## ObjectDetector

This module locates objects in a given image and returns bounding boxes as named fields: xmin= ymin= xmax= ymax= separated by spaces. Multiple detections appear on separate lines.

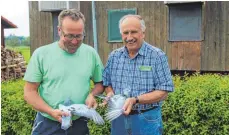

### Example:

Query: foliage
xmin=5 ymin=35 xmax=30 ymax=47
xmin=88 ymin=100 xmax=111 ymax=135
xmin=1 ymin=79 xmax=36 ymax=135
xmin=5 ymin=35 xmax=19 ymax=47
xmin=1 ymin=74 xmax=229 ymax=135
xmin=88 ymin=80 xmax=111 ymax=135
xmin=22 ymin=36 xmax=30 ymax=46
xmin=163 ymin=73 xmax=229 ymax=135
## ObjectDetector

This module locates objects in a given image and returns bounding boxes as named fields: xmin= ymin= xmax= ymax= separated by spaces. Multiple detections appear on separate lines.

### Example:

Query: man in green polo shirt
xmin=24 ymin=9 xmax=104 ymax=135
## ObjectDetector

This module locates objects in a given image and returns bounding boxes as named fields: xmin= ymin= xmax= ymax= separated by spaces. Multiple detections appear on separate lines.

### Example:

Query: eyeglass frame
xmin=61 ymin=29 xmax=85 ymax=41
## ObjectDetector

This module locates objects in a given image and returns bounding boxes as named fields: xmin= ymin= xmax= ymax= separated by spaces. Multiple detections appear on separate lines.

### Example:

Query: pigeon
xmin=59 ymin=99 xmax=105 ymax=130
xmin=105 ymin=94 xmax=126 ymax=122
xmin=59 ymin=98 xmax=73 ymax=130
xmin=96 ymin=87 xmax=131 ymax=122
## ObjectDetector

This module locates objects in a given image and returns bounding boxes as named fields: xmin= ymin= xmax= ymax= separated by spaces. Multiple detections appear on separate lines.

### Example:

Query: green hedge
xmin=1 ymin=74 xmax=229 ymax=135
xmin=1 ymin=79 xmax=36 ymax=135
xmin=163 ymin=73 xmax=229 ymax=135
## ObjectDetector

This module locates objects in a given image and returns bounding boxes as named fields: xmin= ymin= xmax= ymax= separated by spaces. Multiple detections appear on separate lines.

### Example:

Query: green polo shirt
xmin=24 ymin=42 xmax=103 ymax=120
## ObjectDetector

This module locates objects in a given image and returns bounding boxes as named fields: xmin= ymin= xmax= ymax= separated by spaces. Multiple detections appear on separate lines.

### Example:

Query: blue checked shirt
xmin=103 ymin=42 xmax=174 ymax=110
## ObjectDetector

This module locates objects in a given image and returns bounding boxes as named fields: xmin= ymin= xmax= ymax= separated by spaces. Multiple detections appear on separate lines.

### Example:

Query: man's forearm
xmin=24 ymin=87 xmax=53 ymax=115
xmin=90 ymin=82 xmax=104 ymax=96
xmin=137 ymin=90 xmax=168 ymax=104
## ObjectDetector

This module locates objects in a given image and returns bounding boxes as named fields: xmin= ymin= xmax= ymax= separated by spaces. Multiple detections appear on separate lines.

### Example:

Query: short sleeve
xmin=23 ymin=49 xmax=43 ymax=82
xmin=154 ymin=53 xmax=174 ymax=92
xmin=102 ymin=53 xmax=113 ymax=86
xmin=91 ymin=51 xmax=104 ymax=83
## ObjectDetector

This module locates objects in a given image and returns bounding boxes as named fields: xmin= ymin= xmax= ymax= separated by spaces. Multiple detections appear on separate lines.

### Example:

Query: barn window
xmin=108 ymin=8 xmax=137 ymax=42
xmin=168 ymin=3 xmax=202 ymax=41
xmin=52 ymin=12 xmax=60 ymax=42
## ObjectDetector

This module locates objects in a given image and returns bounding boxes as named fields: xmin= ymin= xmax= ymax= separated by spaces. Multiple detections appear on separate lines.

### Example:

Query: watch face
xmin=135 ymin=97 xmax=139 ymax=103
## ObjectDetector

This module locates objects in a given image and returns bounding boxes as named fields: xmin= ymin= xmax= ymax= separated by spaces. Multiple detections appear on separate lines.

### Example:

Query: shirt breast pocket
xmin=138 ymin=67 xmax=154 ymax=87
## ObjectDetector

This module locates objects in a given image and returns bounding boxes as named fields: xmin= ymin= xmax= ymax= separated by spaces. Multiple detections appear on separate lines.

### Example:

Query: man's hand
xmin=49 ymin=109 xmax=70 ymax=123
xmin=122 ymin=97 xmax=136 ymax=115
xmin=99 ymin=91 xmax=114 ymax=107
xmin=99 ymin=86 xmax=115 ymax=107
xmin=85 ymin=93 xmax=97 ymax=109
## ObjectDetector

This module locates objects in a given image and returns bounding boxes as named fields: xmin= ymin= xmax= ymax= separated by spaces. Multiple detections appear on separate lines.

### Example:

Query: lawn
xmin=6 ymin=46 xmax=31 ymax=64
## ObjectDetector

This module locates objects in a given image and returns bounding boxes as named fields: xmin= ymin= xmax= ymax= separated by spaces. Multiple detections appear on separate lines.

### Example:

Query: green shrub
xmin=1 ymin=74 xmax=229 ymax=135
xmin=88 ymin=80 xmax=111 ymax=135
xmin=1 ymin=79 xmax=36 ymax=135
xmin=163 ymin=73 xmax=229 ymax=135
xmin=88 ymin=100 xmax=111 ymax=135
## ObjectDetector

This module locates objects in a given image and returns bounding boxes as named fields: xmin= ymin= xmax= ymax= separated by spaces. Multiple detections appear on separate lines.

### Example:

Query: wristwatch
xmin=135 ymin=96 xmax=139 ymax=104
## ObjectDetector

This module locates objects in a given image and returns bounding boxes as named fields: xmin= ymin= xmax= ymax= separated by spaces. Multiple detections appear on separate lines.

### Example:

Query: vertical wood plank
xmin=164 ymin=5 xmax=172 ymax=67
xmin=144 ymin=1 xmax=150 ymax=43
xmin=201 ymin=2 xmax=206 ymax=70
xmin=29 ymin=1 xmax=33 ymax=55
xmin=149 ymin=2 xmax=155 ymax=45
xmin=215 ymin=2 xmax=221 ymax=70
xmin=159 ymin=2 xmax=164 ymax=52
xmin=208 ymin=2 xmax=215 ymax=70
xmin=152 ymin=2 xmax=156 ymax=46
xmin=178 ymin=43 xmax=184 ymax=70
xmin=225 ymin=2 xmax=229 ymax=70
xmin=171 ymin=43 xmax=178 ymax=69
xmin=218 ymin=1 xmax=225 ymax=71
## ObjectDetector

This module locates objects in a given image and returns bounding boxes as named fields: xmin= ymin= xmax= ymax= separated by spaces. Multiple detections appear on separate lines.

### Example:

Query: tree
xmin=5 ymin=35 xmax=30 ymax=47
xmin=5 ymin=35 xmax=19 ymax=47
xmin=22 ymin=36 xmax=30 ymax=46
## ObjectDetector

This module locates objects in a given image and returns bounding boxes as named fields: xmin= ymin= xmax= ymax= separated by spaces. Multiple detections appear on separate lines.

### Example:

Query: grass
xmin=6 ymin=46 xmax=31 ymax=64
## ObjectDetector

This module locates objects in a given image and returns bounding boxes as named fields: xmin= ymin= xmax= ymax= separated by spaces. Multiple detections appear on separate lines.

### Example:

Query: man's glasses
xmin=61 ymin=30 xmax=85 ymax=41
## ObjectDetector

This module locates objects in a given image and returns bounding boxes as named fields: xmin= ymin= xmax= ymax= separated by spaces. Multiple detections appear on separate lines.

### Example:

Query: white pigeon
xmin=59 ymin=102 xmax=105 ymax=130
xmin=59 ymin=105 xmax=72 ymax=130
xmin=97 ymin=87 xmax=131 ymax=122
xmin=105 ymin=94 xmax=126 ymax=122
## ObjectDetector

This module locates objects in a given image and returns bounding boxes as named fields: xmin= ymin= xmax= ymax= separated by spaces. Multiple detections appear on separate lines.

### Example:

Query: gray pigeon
xmin=59 ymin=99 xmax=105 ymax=130
xmin=97 ymin=87 xmax=131 ymax=122
xmin=105 ymin=94 xmax=126 ymax=122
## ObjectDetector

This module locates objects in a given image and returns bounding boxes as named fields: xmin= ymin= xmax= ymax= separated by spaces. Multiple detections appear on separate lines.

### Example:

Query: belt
xmin=129 ymin=106 xmax=159 ymax=115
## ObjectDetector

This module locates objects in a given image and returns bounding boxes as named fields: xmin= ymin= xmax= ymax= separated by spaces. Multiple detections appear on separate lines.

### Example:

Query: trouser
xmin=32 ymin=112 xmax=89 ymax=135
xmin=111 ymin=107 xmax=163 ymax=135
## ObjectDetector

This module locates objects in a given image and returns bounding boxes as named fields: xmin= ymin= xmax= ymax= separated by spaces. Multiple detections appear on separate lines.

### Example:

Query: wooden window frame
xmin=107 ymin=8 xmax=137 ymax=43
xmin=168 ymin=3 xmax=203 ymax=41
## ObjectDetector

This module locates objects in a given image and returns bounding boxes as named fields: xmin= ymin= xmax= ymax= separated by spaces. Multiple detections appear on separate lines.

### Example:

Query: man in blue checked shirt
xmin=102 ymin=14 xmax=174 ymax=135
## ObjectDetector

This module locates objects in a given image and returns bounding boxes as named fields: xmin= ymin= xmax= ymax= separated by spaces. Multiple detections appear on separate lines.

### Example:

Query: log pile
xmin=1 ymin=46 xmax=27 ymax=81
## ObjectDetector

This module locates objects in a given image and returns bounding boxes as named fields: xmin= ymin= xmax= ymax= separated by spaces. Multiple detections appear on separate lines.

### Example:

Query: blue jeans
xmin=32 ymin=112 xmax=89 ymax=135
xmin=111 ymin=107 xmax=163 ymax=135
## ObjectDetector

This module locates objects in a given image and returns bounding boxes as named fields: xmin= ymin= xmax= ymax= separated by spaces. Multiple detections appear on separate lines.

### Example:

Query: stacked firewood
xmin=1 ymin=46 xmax=27 ymax=81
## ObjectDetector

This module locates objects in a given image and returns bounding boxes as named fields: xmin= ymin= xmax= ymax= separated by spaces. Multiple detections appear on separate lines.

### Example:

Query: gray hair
xmin=119 ymin=14 xmax=146 ymax=33
xmin=58 ymin=9 xmax=85 ymax=27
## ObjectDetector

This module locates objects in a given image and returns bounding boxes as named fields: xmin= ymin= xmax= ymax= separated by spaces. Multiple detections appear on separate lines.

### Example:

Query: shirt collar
xmin=122 ymin=41 xmax=147 ymax=57
xmin=138 ymin=41 xmax=147 ymax=57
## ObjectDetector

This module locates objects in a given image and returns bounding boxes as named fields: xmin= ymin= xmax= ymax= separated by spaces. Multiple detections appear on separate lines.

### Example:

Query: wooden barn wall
xmin=95 ymin=1 xmax=203 ymax=70
xmin=29 ymin=1 xmax=53 ymax=54
xmin=29 ymin=1 xmax=93 ymax=54
xmin=95 ymin=1 xmax=170 ymax=66
xmin=201 ymin=1 xmax=229 ymax=71
xmin=29 ymin=1 xmax=229 ymax=71
xmin=95 ymin=1 xmax=229 ymax=71
xmin=80 ymin=1 xmax=93 ymax=47
xmin=171 ymin=42 xmax=201 ymax=70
